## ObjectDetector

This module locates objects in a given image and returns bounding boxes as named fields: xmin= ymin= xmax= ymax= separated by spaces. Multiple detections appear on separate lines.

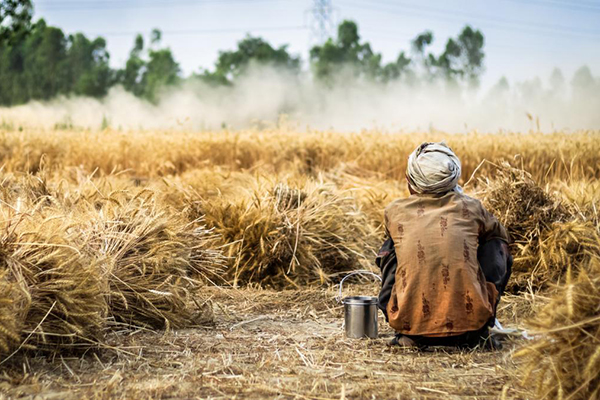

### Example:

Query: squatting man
xmin=377 ymin=142 xmax=512 ymax=348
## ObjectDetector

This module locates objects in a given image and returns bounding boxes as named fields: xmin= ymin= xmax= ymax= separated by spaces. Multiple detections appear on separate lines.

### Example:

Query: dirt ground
xmin=0 ymin=285 xmax=536 ymax=400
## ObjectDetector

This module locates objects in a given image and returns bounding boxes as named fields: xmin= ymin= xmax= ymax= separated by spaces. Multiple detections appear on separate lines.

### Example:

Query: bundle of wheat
xmin=477 ymin=162 xmax=575 ymax=290
xmin=326 ymin=164 xmax=408 ymax=238
xmin=556 ymin=179 xmax=600 ymax=225
xmin=10 ymin=213 xmax=108 ymax=352
xmin=537 ymin=220 xmax=600 ymax=271
xmin=0 ymin=269 xmax=29 ymax=357
xmin=514 ymin=256 xmax=600 ymax=399
xmin=82 ymin=192 xmax=222 ymax=330
xmin=203 ymin=180 xmax=378 ymax=287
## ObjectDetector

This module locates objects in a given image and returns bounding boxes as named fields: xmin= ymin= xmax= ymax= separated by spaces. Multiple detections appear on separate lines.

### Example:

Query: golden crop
xmin=0 ymin=127 xmax=598 ymax=398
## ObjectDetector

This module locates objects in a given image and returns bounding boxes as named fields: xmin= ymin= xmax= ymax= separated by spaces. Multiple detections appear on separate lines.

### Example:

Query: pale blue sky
xmin=34 ymin=0 xmax=600 ymax=90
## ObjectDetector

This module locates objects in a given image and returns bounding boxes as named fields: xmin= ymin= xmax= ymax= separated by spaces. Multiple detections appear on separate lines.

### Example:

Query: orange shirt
xmin=384 ymin=191 xmax=509 ymax=337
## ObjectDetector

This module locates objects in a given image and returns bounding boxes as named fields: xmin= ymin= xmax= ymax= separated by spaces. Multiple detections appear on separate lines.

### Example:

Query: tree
xmin=65 ymin=33 xmax=112 ymax=97
xmin=0 ymin=0 xmax=32 ymax=44
xmin=200 ymin=35 xmax=300 ymax=85
xmin=21 ymin=19 xmax=69 ymax=101
xmin=0 ymin=16 xmax=115 ymax=105
xmin=548 ymin=67 xmax=565 ymax=98
xmin=570 ymin=66 xmax=599 ymax=120
xmin=433 ymin=26 xmax=485 ymax=85
xmin=380 ymin=52 xmax=412 ymax=83
xmin=571 ymin=66 xmax=596 ymax=94
xmin=116 ymin=34 xmax=145 ymax=96
xmin=310 ymin=20 xmax=387 ymax=82
xmin=411 ymin=31 xmax=433 ymax=55
xmin=116 ymin=29 xmax=180 ymax=103
xmin=143 ymin=47 xmax=180 ymax=102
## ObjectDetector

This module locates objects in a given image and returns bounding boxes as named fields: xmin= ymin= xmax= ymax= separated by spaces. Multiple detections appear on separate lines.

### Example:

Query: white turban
xmin=406 ymin=142 xmax=462 ymax=194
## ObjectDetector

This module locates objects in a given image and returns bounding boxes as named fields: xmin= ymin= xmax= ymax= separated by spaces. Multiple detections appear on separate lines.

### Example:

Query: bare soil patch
xmin=0 ymin=286 xmax=531 ymax=399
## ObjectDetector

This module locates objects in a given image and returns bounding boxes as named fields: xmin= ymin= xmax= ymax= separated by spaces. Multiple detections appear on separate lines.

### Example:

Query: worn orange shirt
xmin=384 ymin=191 xmax=509 ymax=337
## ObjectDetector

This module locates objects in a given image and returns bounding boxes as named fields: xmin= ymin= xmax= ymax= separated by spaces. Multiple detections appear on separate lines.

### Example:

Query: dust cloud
xmin=0 ymin=65 xmax=598 ymax=132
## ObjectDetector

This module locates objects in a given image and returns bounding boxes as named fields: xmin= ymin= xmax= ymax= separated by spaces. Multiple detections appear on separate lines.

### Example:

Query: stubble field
xmin=0 ymin=128 xmax=599 ymax=399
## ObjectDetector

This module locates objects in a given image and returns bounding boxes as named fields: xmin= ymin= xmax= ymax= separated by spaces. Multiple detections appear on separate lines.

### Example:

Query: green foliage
xmin=65 ymin=33 xmax=112 ymax=97
xmin=116 ymin=34 xmax=145 ymax=96
xmin=412 ymin=26 xmax=485 ymax=85
xmin=0 ymin=0 xmax=32 ymax=44
xmin=571 ymin=66 xmax=596 ymax=92
xmin=310 ymin=20 xmax=402 ymax=83
xmin=0 ymin=18 xmax=112 ymax=105
xmin=115 ymin=30 xmax=180 ymax=103
xmin=411 ymin=31 xmax=433 ymax=54
xmin=0 ymin=12 xmax=496 ymax=105
xmin=143 ymin=48 xmax=180 ymax=102
xmin=199 ymin=35 xmax=300 ymax=85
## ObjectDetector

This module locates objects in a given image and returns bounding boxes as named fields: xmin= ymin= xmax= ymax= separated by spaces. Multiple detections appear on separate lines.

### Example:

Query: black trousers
xmin=376 ymin=238 xmax=512 ymax=346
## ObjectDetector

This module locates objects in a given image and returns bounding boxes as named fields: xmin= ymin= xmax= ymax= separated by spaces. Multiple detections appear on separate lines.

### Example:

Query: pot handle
xmin=336 ymin=270 xmax=382 ymax=303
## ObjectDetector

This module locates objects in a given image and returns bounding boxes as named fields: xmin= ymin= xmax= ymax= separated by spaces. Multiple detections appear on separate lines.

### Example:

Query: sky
xmin=31 ymin=0 xmax=600 ymax=90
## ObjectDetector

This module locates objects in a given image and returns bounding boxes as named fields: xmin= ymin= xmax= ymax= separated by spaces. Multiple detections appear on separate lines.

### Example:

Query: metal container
xmin=342 ymin=295 xmax=379 ymax=339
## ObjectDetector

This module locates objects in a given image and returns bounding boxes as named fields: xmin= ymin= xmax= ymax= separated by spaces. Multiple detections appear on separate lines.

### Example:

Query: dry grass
xmin=0 ymin=286 xmax=533 ymax=400
xmin=477 ymin=162 xmax=598 ymax=291
xmin=0 ymin=270 xmax=28 ymax=356
xmin=0 ymin=175 xmax=224 ymax=358
xmin=0 ymin=127 xmax=599 ymax=399
xmin=0 ymin=211 xmax=107 ymax=353
xmin=1 ymin=129 xmax=598 ymax=183
xmin=202 ymin=180 xmax=378 ymax=287
xmin=81 ymin=193 xmax=223 ymax=330
xmin=514 ymin=256 xmax=600 ymax=399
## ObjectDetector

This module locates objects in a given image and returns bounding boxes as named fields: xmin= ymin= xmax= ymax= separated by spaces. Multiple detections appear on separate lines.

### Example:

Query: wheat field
xmin=0 ymin=127 xmax=599 ymax=399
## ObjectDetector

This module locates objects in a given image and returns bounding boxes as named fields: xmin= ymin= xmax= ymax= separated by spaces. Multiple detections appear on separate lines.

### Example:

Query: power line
xmin=500 ymin=0 xmax=600 ymax=13
xmin=338 ymin=0 xmax=600 ymax=40
xmin=355 ymin=0 xmax=600 ymax=35
xmin=361 ymin=26 xmax=591 ymax=54
xmin=87 ymin=25 xmax=308 ymax=38
xmin=36 ymin=0 xmax=291 ymax=12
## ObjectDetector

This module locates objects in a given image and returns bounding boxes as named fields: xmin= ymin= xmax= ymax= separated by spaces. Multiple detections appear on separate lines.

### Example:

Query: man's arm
xmin=477 ymin=202 xmax=513 ymax=296
xmin=478 ymin=203 xmax=510 ymax=244
xmin=376 ymin=237 xmax=396 ymax=321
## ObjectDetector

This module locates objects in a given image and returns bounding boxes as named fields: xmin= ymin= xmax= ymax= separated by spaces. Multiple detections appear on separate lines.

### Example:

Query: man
xmin=377 ymin=142 xmax=512 ymax=348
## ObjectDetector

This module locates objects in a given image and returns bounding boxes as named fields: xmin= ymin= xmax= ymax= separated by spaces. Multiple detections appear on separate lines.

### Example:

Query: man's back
xmin=384 ymin=191 xmax=508 ymax=337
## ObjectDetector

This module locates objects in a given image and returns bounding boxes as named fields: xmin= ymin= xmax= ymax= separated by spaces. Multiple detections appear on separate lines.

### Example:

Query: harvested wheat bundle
xmin=0 ymin=171 xmax=57 ymax=209
xmin=9 ymin=213 xmax=108 ymax=352
xmin=204 ymin=180 xmax=378 ymax=287
xmin=537 ymin=220 xmax=600 ymax=272
xmin=477 ymin=162 xmax=575 ymax=289
xmin=514 ymin=256 xmax=600 ymax=399
xmin=82 ymin=192 xmax=222 ymax=330
xmin=478 ymin=162 xmax=570 ymax=244
xmin=0 ymin=269 xmax=29 ymax=357
xmin=326 ymin=164 xmax=408 ymax=238
xmin=555 ymin=179 xmax=600 ymax=226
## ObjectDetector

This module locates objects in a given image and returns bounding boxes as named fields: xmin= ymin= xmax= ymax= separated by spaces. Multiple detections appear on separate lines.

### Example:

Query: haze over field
xmin=1 ymin=64 xmax=598 ymax=132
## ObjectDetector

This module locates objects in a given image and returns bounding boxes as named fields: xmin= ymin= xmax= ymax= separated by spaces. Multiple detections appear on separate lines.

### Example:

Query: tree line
xmin=0 ymin=0 xmax=596 ymax=107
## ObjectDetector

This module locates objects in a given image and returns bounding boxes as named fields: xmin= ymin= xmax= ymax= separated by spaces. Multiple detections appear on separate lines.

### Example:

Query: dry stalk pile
xmin=0 ymin=177 xmax=223 ymax=358
xmin=83 ymin=193 xmax=222 ymax=330
xmin=203 ymin=181 xmax=378 ymax=287
xmin=515 ymin=256 xmax=600 ymax=399
xmin=477 ymin=162 xmax=588 ymax=290
xmin=0 ymin=211 xmax=107 ymax=353
xmin=0 ymin=270 xmax=28 ymax=355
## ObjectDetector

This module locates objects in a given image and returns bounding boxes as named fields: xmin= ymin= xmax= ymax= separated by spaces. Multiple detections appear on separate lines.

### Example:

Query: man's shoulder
xmin=454 ymin=192 xmax=484 ymax=207
xmin=385 ymin=196 xmax=415 ymax=212
xmin=384 ymin=197 xmax=411 ymax=224
xmin=453 ymin=192 xmax=496 ymax=218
